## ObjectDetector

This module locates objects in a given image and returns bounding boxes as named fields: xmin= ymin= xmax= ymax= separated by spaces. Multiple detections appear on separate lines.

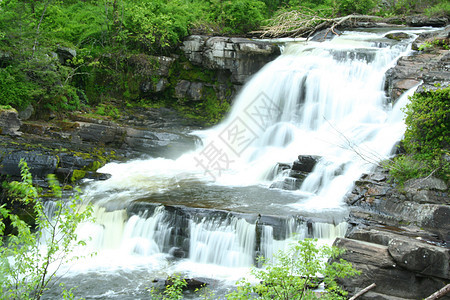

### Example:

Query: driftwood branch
xmin=253 ymin=8 xmax=380 ymax=39
xmin=425 ymin=284 xmax=450 ymax=300
xmin=349 ymin=283 xmax=377 ymax=300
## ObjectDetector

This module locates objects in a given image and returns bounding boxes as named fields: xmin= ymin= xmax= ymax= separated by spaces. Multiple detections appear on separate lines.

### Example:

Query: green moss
xmin=71 ymin=169 xmax=86 ymax=183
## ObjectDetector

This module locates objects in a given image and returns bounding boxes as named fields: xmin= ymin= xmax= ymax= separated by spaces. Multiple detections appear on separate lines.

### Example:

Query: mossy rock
xmin=71 ymin=169 xmax=86 ymax=183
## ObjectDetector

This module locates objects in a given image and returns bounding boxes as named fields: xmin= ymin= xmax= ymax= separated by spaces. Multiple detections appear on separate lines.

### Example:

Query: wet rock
xmin=77 ymin=122 xmax=125 ymax=146
xmin=0 ymin=150 xmax=58 ymax=178
xmin=384 ymin=32 xmax=411 ymax=41
xmin=58 ymin=153 xmax=95 ymax=169
xmin=292 ymin=155 xmax=320 ymax=172
xmin=388 ymin=238 xmax=449 ymax=279
xmin=124 ymin=128 xmax=199 ymax=158
xmin=140 ymin=78 xmax=169 ymax=95
xmin=0 ymin=107 xmax=22 ymax=136
xmin=385 ymin=26 xmax=450 ymax=102
xmin=402 ymin=177 xmax=449 ymax=205
xmin=169 ymin=247 xmax=186 ymax=258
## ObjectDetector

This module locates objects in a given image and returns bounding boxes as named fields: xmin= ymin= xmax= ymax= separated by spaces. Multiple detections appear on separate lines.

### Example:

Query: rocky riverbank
xmin=335 ymin=26 xmax=450 ymax=300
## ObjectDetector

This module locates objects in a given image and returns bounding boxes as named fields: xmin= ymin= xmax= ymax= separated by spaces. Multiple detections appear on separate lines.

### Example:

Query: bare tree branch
xmin=253 ymin=8 xmax=380 ymax=39
xmin=349 ymin=283 xmax=376 ymax=300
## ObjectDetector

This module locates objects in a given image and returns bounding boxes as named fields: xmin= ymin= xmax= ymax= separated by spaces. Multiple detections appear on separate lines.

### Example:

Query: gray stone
xmin=388 ymin=238 xmax=449 ymax=279
xmin=0 ymin=151 xmax=58 ymax=178
xmin=0 ymin=108 xmax=22 ymax=136
xmin=124 ymin=128 xmax=198 ymax=158
xmin=334 ymin=238 xmax=450 ymax=299
xmin=77 ymin=122 xmax=125 ymax=146
xmin=181 ymin=35 xmax=280 ymax=84
xmin=384 ymin=32 xmax=411 ymax=41
xmin=406 ymin=16 xmax=449 ymax=27
xmin=56 ymin=47 xmax=76 ymax=65
xmin=292 ymin=155 xmax=320 ymax=172
xmin=404 ymin=176 xmax=448 ymax=191
xmin=333 ymin=238 xmax=396 ymax=268
xmin=385 ymin=26 xmax=450 ymax=102
xmin=154 ymin=56 xmax=176 ymax=77
xmin=174 ymin=80 xmax=191 ymax=99
xmin=18 ymin=104 xmax=34 ymax=120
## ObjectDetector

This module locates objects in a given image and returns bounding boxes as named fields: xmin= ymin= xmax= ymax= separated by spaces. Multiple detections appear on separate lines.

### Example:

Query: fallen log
xmin=425 ymin=284 xmax=450 ymax=300
xmin=349 ymin=283 xmax=376 ymax=300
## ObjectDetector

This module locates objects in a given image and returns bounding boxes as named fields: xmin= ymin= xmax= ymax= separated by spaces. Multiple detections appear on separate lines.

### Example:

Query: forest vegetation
xmin=0 ymin=0 xmax=448 ymax=117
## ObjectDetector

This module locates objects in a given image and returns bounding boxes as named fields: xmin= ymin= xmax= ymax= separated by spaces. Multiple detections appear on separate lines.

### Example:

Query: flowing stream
xmin=43 ymin=28 xmax=431 ymax=299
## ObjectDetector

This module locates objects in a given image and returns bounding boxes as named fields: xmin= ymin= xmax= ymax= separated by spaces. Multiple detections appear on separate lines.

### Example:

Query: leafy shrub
xmin=337 ymin=0 xmax=377 ymax=15
xmin=0 ymin=67 xmax=35 ymax=110
xmin=123 ymin=0 xmax=196 ymax=53
xmin=403 ymin=87 xmax=449 ymax=157
xmin=226 ymin=238 xmax=360 ymax=300
xmin=425 ymin=0 xmax=450 ymax=16
xmin=210 ymin=0 xmax=267 ymax=34
xmin=0 ymin=159 xmax=93 ymax=299
xmin=386 ymin=87 xmax=450 ymax=184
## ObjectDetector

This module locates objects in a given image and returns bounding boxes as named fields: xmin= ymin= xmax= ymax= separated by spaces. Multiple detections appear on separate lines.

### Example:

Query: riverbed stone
xmin=292 ymin=155 xmax=320 ymax=172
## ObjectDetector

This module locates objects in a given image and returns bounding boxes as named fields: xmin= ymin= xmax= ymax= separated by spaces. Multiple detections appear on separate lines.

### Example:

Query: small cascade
xmin=189 ymin=216 xmax=256 ymax=267
xmin=79 ymin=204 xmax=347 ymax=267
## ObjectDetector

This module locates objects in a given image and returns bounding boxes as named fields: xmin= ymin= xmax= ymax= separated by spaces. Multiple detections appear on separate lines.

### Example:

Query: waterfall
xmin=45 ymin=28 xmax=434 ymax=298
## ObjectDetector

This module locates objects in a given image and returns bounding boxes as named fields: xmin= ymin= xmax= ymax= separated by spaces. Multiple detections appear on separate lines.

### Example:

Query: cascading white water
xmin=41 ymin=28 xmax=434 ymax=299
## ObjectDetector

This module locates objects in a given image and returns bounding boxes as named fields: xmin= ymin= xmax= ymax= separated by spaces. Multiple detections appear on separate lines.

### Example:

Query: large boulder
xmin=0 ymin=107 xmax=22 ymax=136
xmin=334 ymin=237 xmax=449 ymax=299
xmin=182 ymin=35 xmax=280 ymax=84
xmin=0 ymin=150 xmax=58 ymax=178
xmin=388 ymin=238 xmax=449 ymax=279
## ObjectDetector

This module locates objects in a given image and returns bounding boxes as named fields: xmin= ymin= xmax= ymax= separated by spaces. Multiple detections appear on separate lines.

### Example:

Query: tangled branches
xmin=253 ymin=8 xmax=380 ymax=40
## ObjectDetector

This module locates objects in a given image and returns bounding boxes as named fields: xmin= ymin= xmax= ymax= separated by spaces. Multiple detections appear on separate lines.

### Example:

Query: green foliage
xmin=0 ymin=67 xmax=35 ymax=110
xmin=149 ymin=274 xmax=188 ymax=300
xmin=418 ymin=39 xmax=450 ymax=51
xmin=425 ymin=0 xmax=450 ymax=17
xmin=123 ymin=0 xmax=196 ymax=53
xmin=226 ymin=239 xmax=360 ymax=300
xmin=337 ymin=0 xmax=376 ymax=15
xmin=403 ymin=88 xmax=449 ymax=157
xmin=209 ymin=0 xmax=267 ymax=34
xmin=382 ymin=155 xmax=426 ymax=186
xmin=0 ymin=159 xmax=93 ymax=299
xmin=386 ymin=87 xmax=450 ymax=184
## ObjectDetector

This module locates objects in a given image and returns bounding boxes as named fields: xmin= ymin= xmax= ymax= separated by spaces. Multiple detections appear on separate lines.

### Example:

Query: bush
xmin=386 ymin=87 xmax=450 ymax=184
xmin=211 ymin=0 xmax=267 ymax=34
xmin=403 ymin=87 xmax=449 ymax=157
xmin=226 ymin=239 xmax=360 ymax=300
xmin=0 ymin=159 xmax=93 ymax=299
xmin=337 ymin=0 xmax=377 ymax=15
